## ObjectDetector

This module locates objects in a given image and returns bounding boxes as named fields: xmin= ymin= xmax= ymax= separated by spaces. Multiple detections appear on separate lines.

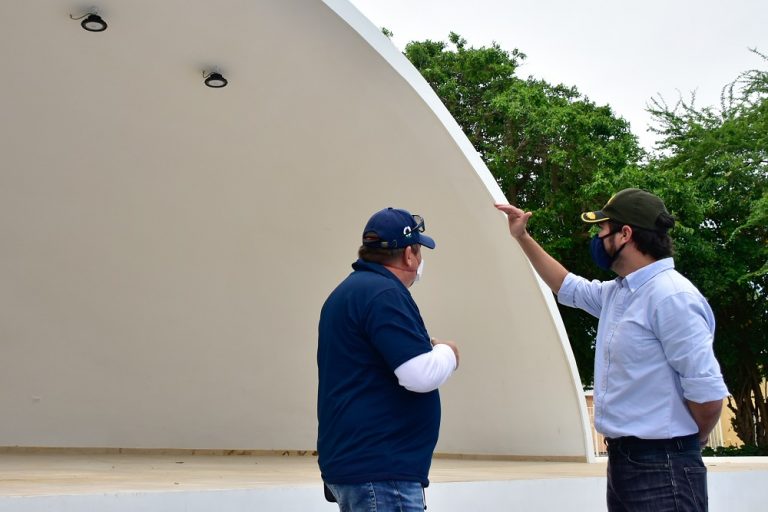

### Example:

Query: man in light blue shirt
xmin=496 ymin=189 xmax=728 ymax=512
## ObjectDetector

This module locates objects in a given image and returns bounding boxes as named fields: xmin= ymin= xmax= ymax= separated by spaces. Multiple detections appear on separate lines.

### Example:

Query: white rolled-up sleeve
xmin=394 ymin=344 xmax=457 ymax=393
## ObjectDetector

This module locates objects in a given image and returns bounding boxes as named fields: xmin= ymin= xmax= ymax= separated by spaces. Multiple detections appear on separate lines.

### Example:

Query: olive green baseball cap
xmin=580 ymin=188 xmax=669 ymax=231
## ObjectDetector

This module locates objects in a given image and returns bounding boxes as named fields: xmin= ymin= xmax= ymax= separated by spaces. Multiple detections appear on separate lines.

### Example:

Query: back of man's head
xmin=358 ymin=207 xmax=435 ymax=264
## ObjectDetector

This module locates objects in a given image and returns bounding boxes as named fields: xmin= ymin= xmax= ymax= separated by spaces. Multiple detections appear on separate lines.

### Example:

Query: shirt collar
xmin=623 ymin=257 xmax=675 ymax=292
xmin=352 ymin=258 xmax=407 ymax=289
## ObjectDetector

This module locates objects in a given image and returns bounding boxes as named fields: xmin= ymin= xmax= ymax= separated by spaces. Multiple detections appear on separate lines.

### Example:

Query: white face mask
xmin=414 ymin=257 xmax=425 ymax=283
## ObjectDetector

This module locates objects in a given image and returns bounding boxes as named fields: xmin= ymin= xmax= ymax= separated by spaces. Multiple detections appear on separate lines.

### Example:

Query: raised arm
xmin=494 ymin=203 xmax=569 ymax=294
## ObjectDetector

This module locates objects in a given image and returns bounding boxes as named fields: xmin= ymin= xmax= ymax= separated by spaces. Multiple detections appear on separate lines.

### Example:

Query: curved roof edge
xmin=323 ymin=0 xmax=595 ymax=461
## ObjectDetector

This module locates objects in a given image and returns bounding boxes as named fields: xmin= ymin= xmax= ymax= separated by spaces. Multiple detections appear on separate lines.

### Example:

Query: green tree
xmin=640 ymin=55 xmax=768 ymax=447
xmin=405 ymin=34 xmax=642 ymax=386
xmin=576 ymin=55 xmax=767 ymax=446
xmin=406 ymin=34 xmax=767 ymax=448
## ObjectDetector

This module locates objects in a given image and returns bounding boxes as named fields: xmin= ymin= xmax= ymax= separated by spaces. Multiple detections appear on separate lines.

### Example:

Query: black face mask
xmin=589 ymin=230 xmax=627 ymax=271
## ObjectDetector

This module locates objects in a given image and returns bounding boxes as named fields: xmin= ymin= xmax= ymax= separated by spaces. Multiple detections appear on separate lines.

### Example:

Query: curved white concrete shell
xmin=0 ymin=0 xmax=592 ymax=460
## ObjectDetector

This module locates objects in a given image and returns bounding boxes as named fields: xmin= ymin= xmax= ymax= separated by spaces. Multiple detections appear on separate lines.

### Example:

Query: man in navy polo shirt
xmin=317 ymin=207 xmax=459 ymax=512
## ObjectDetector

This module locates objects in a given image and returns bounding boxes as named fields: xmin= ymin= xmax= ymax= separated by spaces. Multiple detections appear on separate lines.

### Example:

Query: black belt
xmin=605 ymin=433 xmax=700 ymax=452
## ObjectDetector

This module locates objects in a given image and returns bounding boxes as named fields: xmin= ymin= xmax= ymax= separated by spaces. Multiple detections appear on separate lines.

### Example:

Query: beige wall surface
xmin=0 ymin=0 xmax=592 ymax=459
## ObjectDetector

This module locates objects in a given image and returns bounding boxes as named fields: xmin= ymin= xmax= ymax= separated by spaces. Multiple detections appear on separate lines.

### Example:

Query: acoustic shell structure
xmin=0 ymin=0 xmax=593 ymax=460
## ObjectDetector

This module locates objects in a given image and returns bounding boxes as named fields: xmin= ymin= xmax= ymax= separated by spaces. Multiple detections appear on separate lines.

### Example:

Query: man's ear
xmin=403 ymin=245 xmax=418 ymax=268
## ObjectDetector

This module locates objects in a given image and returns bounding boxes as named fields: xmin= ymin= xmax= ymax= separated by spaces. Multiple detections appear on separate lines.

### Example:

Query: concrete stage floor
xmin=1 ymin=451 xmax=767 ymax=511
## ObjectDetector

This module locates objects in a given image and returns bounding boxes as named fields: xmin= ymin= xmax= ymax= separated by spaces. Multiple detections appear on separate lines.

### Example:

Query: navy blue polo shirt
xmin=317 ymin=259 xmax=440 ymax=486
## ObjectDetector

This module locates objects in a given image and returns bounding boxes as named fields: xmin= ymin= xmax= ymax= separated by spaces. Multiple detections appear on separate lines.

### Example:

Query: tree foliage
xmin=643 ymin=53 xmax=768 ymax=447
xmin=405 ymin=36 xmax=767 ymax=447
xmin=405 ymin=33 xmax=641 ymax=386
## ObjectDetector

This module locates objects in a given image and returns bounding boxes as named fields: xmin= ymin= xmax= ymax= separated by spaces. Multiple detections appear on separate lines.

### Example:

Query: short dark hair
xmin=609 ymin=212 xmax=675 ymax=259
xmin=358 ymin=242 xmax=419 ymax=266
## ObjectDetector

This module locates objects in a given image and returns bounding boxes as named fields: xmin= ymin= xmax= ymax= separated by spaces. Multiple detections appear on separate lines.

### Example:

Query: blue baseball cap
xmin=362 ymin=207 xmax=436 ymax=250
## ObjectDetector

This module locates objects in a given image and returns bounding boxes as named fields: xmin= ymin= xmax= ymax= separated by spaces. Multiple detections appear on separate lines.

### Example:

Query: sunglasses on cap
xmin=409 ymin=214 xmax=425 ymax=233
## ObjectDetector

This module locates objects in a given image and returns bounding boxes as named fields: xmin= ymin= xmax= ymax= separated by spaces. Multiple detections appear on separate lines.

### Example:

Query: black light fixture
xmin=204 ymin=72 xmax=228 ymax=88
xmin=82 ymin=14 xmax=107 ymax=32
xmin=70 ymin=13 xmax=108 ymax=32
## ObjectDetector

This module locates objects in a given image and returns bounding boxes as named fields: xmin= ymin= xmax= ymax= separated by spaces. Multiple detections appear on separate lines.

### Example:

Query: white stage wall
xmin=0 ymin=0 xmax=591 ymax=459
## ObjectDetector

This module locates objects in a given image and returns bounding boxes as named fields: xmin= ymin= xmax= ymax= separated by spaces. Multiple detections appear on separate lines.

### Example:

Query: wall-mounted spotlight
xmin=70 ymin=13 xmax=108 ymax=32
xmin=204 ymin=72 xmax=228 ymax=88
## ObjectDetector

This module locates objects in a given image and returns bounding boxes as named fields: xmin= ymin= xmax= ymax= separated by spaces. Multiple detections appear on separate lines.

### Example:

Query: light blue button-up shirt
xmin=558 ymin=257 xmax=729 ymax=439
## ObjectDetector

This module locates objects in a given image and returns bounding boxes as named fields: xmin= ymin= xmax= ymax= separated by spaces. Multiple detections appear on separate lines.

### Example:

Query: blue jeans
xmin=606 ymin=434 xmax=707 ymax=512
xmin=325 ymin=481 xmax=425 ymax=512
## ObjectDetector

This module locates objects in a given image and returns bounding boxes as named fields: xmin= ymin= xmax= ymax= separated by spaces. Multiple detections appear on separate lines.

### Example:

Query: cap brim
xmin=418 ymin=233 xmax=436 ymax=249
xmin=580 ymin=210 xmax=610 ymax=224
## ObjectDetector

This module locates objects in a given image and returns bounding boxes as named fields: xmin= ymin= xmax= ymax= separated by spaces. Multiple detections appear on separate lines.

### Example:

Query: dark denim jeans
xmin=325 ymin=480 xmax=425 ymax=512
xmin=606 ymin=434 xmax=707 ymax=512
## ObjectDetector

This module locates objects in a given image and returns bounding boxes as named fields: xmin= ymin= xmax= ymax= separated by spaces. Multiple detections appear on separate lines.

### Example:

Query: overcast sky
xmin=347 ymin=0 xmax=768 ymax=150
